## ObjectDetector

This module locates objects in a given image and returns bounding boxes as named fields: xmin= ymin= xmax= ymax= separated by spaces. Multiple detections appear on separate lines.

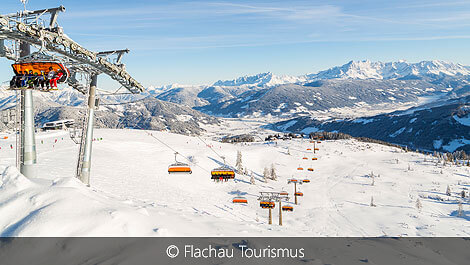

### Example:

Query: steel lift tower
xmin=0 ymin=5 xmax=144 ymax=184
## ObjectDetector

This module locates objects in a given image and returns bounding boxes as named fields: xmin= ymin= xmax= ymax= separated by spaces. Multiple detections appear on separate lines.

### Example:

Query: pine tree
xmin=370 ymin=196 xmax=376 ymax=207
xmin=235 ymin=150 xmax=243 ymax=174
xmin=371 ymin=176 xmax=375 ymax=186
xmin=416 ymin=198 xmax=422 ymax=212
xmin=263 ymin=167 xmax=269 ymax=183
xmin=270 ymin=163 xmax=278 ymax=181
xmin=287 ymin=147 xmax=291 ymax=155
xmin=250 ymin=172 xmax=255 ymax=185
xmin=446 ymin=185 xmax=451 ymax=196
xmin=458 ymin=201 xmax=463 ymax=217
xmin=461 ymin=190 xmax=466 ymax=198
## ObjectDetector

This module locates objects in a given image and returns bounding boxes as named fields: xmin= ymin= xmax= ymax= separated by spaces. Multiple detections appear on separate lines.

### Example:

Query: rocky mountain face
xmin=271 ymin=95 xmax=470 ymax=153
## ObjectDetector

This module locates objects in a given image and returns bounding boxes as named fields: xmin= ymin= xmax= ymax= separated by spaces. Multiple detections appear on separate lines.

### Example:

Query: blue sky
xmin=2 ymin=0 xmax=470 ymax=89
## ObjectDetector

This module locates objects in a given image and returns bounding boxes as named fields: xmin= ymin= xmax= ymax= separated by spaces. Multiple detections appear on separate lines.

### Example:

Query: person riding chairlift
xmin=19 ymin=70 xmax=28 ymax=87
xmin=48 ymin=67 xmax=63 ymax=88
xmin=26 ymin=70 xmax=35 ymax=88
xmin=10 ymin=71 xmax=22 ymax=88
xmin=38 ymin=71 xmax=46 ymax=89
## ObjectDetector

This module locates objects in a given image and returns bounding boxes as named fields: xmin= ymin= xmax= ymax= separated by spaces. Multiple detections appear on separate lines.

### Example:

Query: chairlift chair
xmin=211 ymin=158 xmax=235 ymax=181
xmin=260 ymin=201 xmax=275 ymax=209
xmin=303 ymin=179 xmax=310 ymax=183
xmin=211 ymin=167 xmax=235 ymax=180
xmin=294 ymin=192 xmax=304 ymax=197
xmin=282 ymin=205 xmax=294 ymax=212
xmin=10 ymin=52 xmax=70 ymax=91
xmin=232 ymin=196 xmax=248 ymax=204
xmin=168 ymin=152 xmax=192 ymax=174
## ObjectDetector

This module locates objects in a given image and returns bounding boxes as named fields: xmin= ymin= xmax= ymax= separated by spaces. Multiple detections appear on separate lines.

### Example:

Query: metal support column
xmin=19 ymin=41 xmax=37 ymax=178
xmin=268 ymin=208 xmax=272 ymax=225
xmin=294 ymin=183 xmax=298 ymax=205
xmin=77 ymin=74 xmax=97 ymax=186
xmin=278 ymin=199 xmax=283 ymax=226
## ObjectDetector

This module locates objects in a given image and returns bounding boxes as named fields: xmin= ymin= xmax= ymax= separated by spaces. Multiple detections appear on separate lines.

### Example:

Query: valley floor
xmin=0 ymin=125 xmax=469 ymax=236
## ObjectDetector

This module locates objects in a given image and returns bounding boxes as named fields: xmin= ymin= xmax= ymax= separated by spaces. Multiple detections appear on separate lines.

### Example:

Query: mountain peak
xmin=212 ymin=72 xmax=305 ymax=87
xmin=309 ymin=60 xmax=470 ymax=80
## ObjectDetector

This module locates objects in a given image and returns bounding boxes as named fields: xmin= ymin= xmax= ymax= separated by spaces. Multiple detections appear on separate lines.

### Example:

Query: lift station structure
xmin=0 ymin=5 xmax=144 ymax=185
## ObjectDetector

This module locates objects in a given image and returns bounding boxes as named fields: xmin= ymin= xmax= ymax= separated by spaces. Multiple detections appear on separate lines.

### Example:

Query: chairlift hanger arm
xmin=98 ymin=49 xmax=129 ymax=64
xmin=5 ymin=6 xmax=65 ymax=19
xmin=97 ymin=49 xmax=129 ymax=56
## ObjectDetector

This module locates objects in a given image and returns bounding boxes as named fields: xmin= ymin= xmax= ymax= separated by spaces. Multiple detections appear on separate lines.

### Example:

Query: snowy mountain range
xmin=144 ymin=60 xmax=470 ymax=117
xmin=308 ymin=60 xmax=470 ymax=80
xmin=1 ymin=59 xmax=469 ymax=144
xmin=0 ymin=87 xmax=218 ymax=135
xmin=213 ymin=72 xmax=307 ymax=87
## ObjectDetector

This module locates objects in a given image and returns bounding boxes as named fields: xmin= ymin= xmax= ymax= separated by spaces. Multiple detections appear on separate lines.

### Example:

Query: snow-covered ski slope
xmin=0 ymin=127 xmax=469 ymax=236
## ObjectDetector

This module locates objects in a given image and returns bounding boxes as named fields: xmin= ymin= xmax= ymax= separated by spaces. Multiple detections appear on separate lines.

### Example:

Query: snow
xmin=1 ymin=127 xmax=470 ymax=236
xmin=277 ymin=120 xmax=297 ymax=131
xmin=389 ymin=127 xmax=405 ymax=137
xmin=352 ymin=118 xmax=374 ymax=124
xmin=309 ymin=60 xmax=470 ymax=80
xmin=453 ymin=115 xmax=470 ymax=126
xmin=213 ymin=72 xmax=307 ymax=88
xmin=442 ymin=138 xmax=470 ymax=152
xmin=175 ymin=114 xmax=193 ymax=122
xmin=300 ymin=127 xmax=319 ymax=134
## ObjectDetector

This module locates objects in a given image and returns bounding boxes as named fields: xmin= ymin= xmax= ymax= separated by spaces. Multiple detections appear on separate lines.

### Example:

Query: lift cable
xmin=118 ymin=115 xmax=211 ymax=173
xmin=196 ymin=135 xmax=235 ymax=169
